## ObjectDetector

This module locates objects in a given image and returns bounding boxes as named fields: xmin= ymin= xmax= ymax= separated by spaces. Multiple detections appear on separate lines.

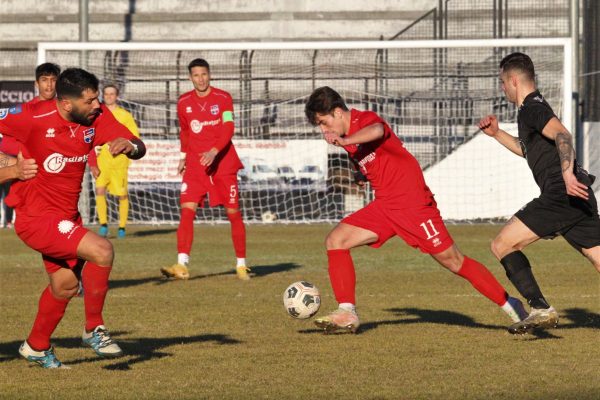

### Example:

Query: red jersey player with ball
xmin=161 ymin=58 xmax=249 ymax=280
xmin=305 ymin=87 xmax=527 ymax=333
xmin=0 ymin=68 xmax=146 ymax=368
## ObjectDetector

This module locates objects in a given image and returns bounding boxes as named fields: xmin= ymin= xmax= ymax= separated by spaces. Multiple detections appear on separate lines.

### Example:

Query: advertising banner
xmin=0 ymin=81 xmax=35 ymax=107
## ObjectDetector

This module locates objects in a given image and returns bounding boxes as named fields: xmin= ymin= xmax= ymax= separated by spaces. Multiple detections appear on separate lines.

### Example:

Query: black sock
xmin=500 ymin=251 xmax=550 ymax=309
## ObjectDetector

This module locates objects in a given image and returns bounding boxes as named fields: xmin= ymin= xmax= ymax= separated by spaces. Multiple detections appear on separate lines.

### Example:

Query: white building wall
xmin=424 ymin=124 xmax=540 ymax=220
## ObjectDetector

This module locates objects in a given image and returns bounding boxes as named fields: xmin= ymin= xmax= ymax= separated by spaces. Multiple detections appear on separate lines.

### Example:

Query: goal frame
xmin=38 ymin=38 xmax=573 ymax=132
xmin=36 ymin=38 xmax=573 ymax=224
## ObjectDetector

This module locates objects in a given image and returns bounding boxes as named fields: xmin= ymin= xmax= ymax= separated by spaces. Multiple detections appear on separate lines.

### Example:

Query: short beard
xmin=70 ymin=108 xmax=100 ymax=126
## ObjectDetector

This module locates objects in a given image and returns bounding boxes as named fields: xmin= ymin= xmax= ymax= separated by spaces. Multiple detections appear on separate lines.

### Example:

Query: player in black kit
xmin=478 ymin=52 xmax=600 ymax=334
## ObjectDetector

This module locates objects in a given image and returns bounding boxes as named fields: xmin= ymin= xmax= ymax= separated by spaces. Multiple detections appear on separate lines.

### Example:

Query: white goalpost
xmin=37 ymin=38 xmax=572 ymax=224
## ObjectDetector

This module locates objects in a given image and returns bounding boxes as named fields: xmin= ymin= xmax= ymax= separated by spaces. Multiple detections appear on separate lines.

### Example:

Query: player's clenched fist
xmin=478 ymin=115 xmax=499 ymax=137
xmin=107 ymin=137 xmax=135 ymax=155
xmin=324 ymin=133 xmax=347 ymax=147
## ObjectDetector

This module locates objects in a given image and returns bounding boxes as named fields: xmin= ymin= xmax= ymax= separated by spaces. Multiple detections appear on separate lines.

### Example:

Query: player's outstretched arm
xmin=325 ymin=123 xmax=384 ymax=147
xmin=541 ymin=117 xmax=589 ymax=200
xmin=107 ymin=137 xmax=146 ymax=160
xmin=0 ymin=151 xmax=37 ymax=183
xmin=478 ymin=115 xmax=523 ymax=157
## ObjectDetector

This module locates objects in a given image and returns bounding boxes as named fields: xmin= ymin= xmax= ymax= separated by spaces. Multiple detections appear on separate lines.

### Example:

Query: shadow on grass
xmin=297 ymin=306 xmax=595 ymax=339
xmin=130 ymin=228 xmax=177 ymax=237
xmin=186 ymin=262 xmax=301 ymax=281
xmin=561 ymin=308 xmax=600 ymax=329
xmin=0 ymin=331 xmax=240 ymax=370
xmin=109 ymin=263 xmax=301 ymax=289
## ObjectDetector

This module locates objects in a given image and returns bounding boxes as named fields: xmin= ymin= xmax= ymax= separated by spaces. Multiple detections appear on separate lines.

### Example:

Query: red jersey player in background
xmin=0 ymin=63 xmax=59 ymax=229
xmin=161 ymin=58 xmax=249 ymax=281
xmin=305 ymin=86 xmax=528 ymax=333
xmin=31 ymin=62 xmax=61 ymax=104
xmin=0 ymin=68 xmax=146 ymax=368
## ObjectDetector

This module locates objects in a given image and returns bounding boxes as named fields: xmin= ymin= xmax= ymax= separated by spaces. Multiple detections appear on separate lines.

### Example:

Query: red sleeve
xmin=178 ymin=100 xmax=190 ymax=153
xmin=358 ymin=111 xmax=390 ymax=139
xmin=0 ymin=103 xmax=33 ymax=144
xmin=212 ymin=94 xmax=234 ymax=152
xmin=88 ymin=147 xmax=98 ymax=167
xmin=0 ymin=135 xmax=22 ymax=156
xmin=92 ymin=104 xmax=137 ymax=146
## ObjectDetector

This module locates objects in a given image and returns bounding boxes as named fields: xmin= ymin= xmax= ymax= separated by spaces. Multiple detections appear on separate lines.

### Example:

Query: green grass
xmin=0 ymin=224 xmax=599 ymax=399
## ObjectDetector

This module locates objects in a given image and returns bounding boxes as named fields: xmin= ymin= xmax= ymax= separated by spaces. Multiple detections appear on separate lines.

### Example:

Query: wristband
xmin=128 ymin=140 xmax=139 ymax=156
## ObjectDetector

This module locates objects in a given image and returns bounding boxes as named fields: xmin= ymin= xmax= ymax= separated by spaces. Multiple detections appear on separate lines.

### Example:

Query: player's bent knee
xmin=91 ymin=238 xmax=114 ymax=266
xmin=490 ymin=237 xmax=514 ymax=259
xmin=325 ymin=232 xmax=347 ymax=250
xmin=51 ymin=285 xmax=79 ymax=299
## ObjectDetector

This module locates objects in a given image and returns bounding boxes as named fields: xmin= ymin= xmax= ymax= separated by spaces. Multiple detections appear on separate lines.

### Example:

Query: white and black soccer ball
xmin=283 ymin=281 xmax=321 ymax=319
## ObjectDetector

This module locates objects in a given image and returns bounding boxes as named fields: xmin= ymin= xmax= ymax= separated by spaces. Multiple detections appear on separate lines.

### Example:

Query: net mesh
xmin=42 ymin=43 xmax=566 ymax=223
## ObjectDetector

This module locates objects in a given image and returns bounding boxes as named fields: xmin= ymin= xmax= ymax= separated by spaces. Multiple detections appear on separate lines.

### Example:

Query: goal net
xmin=37 ymin=39 xmax=571 ymax=224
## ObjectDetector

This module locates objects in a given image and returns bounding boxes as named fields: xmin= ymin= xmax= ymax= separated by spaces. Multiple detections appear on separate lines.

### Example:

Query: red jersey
xmin=0 ymin=101 xmax=138 ymax=218
xmin=27 ymin=97 xmax=44 ymax=105
xmin=343 ymin=109 xmax=433 ymax=209
xmin=177 ymin=87 xmax=243 ymax=176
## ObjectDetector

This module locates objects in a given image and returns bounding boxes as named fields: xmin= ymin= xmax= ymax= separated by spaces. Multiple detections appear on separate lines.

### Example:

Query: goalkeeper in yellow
xmin=89 ymin=84 xmax=140 ymax=238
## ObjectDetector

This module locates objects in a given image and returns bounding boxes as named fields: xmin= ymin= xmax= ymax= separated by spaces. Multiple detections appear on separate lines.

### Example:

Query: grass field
xmin=0 ymin=224 xmax=599 ymax=400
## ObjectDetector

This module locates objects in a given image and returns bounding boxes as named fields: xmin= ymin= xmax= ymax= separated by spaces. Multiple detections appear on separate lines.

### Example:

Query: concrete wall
xmin=0 ymin=0 xmax=437 ymax=44
xmin=3 ymin=0 xmax=436 ymax=14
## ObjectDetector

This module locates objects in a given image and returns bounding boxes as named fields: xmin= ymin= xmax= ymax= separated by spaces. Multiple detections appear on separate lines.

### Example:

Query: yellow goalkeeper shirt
xmin=97 ymin=106 xmax=140 ymax=170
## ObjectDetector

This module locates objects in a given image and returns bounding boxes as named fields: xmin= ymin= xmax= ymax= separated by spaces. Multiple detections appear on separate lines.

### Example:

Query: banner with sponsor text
xmin=128 ymin=139 xmax=328 ymax=190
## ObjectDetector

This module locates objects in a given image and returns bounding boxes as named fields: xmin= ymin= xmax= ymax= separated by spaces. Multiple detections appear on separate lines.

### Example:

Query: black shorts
xmin=515 ymin=188 xmax=600 ymax=252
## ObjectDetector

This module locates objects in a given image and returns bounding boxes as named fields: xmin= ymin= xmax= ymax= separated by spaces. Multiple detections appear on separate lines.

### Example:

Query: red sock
xmin=28 ymin=286 xmax=70 ymax=351
xmin=456 ymin=256 xmax=508 ymax=306
xmin=82 ymin=262 xmax=112 ymax=331
xmin=177 ymin=208 xmax=196 ymax=255
xmin=227 ymin=211 xmax=246 ymax=258
xmin=327 ymin=249 xmax=356 ymax=305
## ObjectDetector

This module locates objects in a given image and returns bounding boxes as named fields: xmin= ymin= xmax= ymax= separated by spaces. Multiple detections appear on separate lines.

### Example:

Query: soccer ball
xmin=261 ymin=211 xmax=277 ymax=223
xmin=283 ymin=281 xmax=321 ymax=319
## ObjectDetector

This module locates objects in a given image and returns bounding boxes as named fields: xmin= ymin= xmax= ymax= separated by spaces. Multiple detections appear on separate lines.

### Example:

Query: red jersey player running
xmin=0 ymin=68 xmax=146 ymax=368
xmin=305 ymin=87 xmax=527 ymax=333
xmin=161 ymin=58 xmax=249 ymax=281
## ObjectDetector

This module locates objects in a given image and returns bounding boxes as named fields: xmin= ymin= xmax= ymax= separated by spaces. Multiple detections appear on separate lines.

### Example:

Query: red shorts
xmin=15 ymin=213 xmax=88 ymax=274
xmin=180 ymin=172 xmax=239 ymax=209
xmin=342 ymin=199 xmax=454 ymax=254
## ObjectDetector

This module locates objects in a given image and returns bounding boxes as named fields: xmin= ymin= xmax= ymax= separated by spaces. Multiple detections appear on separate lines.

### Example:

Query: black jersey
xmin=517 ymin=90 xmax=564 ymax=194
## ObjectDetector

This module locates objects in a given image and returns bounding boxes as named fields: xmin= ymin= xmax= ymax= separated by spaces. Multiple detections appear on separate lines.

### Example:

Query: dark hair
xmin=188 ymin=58 xmax=210 ymax=73
xmin=56 ymin=68 xmax=100 ymax=100
xmin=103 ymin=83 xmax=120 ymax=96
xmin=35 ymin=62 xmax=61 ymax=81
xmin=304 ymin=86 xmax=348 ymax=126
xmin=499 ymin=52 xmax=535 ymax=81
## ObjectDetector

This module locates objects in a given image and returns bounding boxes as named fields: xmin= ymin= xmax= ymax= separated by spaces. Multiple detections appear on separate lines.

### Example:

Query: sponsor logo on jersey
xmin=210 ymin=104 xmax=219 ymax=115
xmin=83 ymin=128 xmax=95 ymax=143
xmin=45 ymin=128 xmax=55 ymax=138
xmin=43 ymin=152 xmax=89 ymax=173
xmin=190 ymin=118 xmax=221 ymax=134
xmin=57 ymin=220 xmax=75 ymax=235
xmin=533 ymin=95 xmax=544 ymax=103
xmin=0 ymin=105 xmax=22 ymax=119
xmin=190 ymin=119 xmax=202 ymax=133
xmin=186 ymin=106 xmax=192 ymax=113
xmin=358 ymin=152 xmax=376 ymax=171
xmin=9 ymin=105 xmax=22 ymax=114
